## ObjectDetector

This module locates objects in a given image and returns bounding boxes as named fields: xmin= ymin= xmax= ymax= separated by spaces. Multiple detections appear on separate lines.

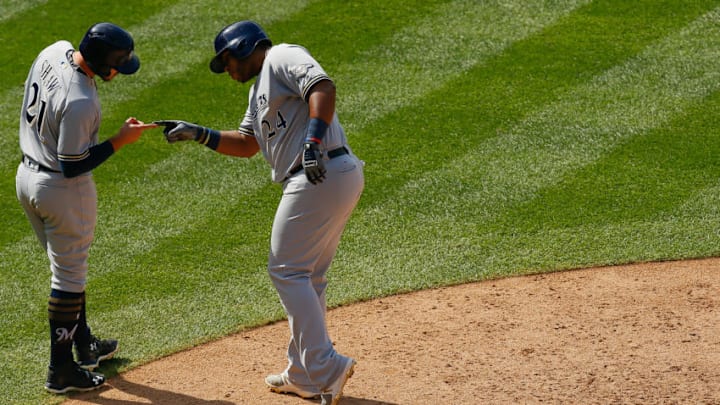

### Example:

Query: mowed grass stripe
xmin=334 ymin=4 xmax=720 ymax=294
xmin=335 ymin=0 xmax=590 ymax=132
xmin=449 ymin=5 xmax=720 ymax=221
xmin=508 ymin=97 xmax=720 ymax=233
xmin=0 ymin=0 xmax=177 ymax=86
xmin=447 ymin=5 xmax=720 ymax=224
xmin=0 ymin=0 xmax=47 ymax=23
xmin=484 ymin=95 xmax=720 ymax=273
xmin=487 ymin=160 xmax=720 ymax=274
xmin=354 ymin=0 xmax=717 ymax=203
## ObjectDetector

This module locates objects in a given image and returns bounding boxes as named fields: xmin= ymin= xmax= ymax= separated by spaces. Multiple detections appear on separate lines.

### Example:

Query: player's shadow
xmin=324 ymin=398 xmax=398 ymax=405
xmin=66 ymin=357 xmax=233 ymax=405
xmin=67 ymin=375 xmax=234 ymax=405
xmin=67 ymin=358 xmax=397 ymax=405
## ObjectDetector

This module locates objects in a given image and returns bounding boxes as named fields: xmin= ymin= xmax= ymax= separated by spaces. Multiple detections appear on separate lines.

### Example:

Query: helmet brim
xmin=116 ymin=53 xmax=140 ymax=75
xmin=209 ymin=53 xmax=226 ymax=74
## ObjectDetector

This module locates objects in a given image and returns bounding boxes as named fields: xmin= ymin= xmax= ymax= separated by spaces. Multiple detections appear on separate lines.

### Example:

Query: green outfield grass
xmin=2 ymin=1 xmax=719 ymax=403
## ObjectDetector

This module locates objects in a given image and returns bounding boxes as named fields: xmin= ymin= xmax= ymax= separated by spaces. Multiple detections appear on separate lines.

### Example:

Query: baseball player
xmin=157 ymin=20 xmax=364 ymax=405
xmin=16 ymin=22 xmax=156 ymax=393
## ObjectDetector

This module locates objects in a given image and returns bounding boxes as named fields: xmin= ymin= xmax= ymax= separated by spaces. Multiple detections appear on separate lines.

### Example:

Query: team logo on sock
xmin=55 ymin=324 xmax=78 ymax=343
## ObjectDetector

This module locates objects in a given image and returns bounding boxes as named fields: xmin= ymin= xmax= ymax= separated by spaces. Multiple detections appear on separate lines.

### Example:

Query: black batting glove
xmin=154 ymin=120 xmax=204 ymax=143
xmin=302 ymin=141 xmax=326 ymax=184
xmin=154 ymin=120 xmax=220 ymax=150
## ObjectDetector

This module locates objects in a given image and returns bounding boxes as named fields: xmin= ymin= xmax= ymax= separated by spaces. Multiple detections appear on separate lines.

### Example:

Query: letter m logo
xmin=55 ymin=324 xmax=78 ymax=343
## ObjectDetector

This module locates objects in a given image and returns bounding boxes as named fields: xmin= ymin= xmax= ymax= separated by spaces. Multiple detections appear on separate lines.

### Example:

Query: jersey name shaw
xmin=39 ymin=59 xmax=62 ymax=93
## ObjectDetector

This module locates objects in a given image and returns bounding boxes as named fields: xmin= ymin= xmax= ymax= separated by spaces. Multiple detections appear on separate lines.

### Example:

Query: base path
xmin=65 ymin=258 xmax=720 ymax=404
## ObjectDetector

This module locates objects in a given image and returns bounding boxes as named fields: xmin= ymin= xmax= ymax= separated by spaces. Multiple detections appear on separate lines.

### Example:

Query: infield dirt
xmin=64 ymin=258 xmax=720 ymax=404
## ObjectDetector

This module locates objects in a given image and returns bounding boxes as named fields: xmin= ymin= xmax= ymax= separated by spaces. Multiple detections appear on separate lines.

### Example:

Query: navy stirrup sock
xmin=74 ymin=292 xmax=91 ymax=349
xmin=48 ymin=289 xmax=83 ymax=367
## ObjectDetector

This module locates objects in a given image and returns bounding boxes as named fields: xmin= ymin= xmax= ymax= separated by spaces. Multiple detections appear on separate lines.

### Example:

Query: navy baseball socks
xmin=74 ymin=292 xmax=119 ymax=370
xmin=44 ymin=290 xmax=108 ymax=393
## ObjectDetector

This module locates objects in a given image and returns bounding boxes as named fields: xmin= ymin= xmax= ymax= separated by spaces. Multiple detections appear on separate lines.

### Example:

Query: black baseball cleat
xmin=76 ymin=334 xmax=119 ymax=370
xmin=45 ymin=362 xmax=105 ymax=394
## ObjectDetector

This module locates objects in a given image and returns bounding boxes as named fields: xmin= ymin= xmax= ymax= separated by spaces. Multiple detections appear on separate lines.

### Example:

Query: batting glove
xmin=154 ymin=120 xmax=203 ymax=143
xmin=302 ymin=140 xmax=326 ymax=184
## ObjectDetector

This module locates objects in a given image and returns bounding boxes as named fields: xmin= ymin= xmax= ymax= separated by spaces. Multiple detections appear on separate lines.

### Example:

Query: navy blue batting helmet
xmin=209 ymin=21 xmax=272 ymax=73
xmin=79 ymin=22 xmax=140 ymax=77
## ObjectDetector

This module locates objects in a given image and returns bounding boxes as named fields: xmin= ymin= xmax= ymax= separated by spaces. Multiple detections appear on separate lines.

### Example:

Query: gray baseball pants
xmin=268 ymin=152 xmax=364 ymax=391
xmin=16 ymin=162 xmax=96 ymax=293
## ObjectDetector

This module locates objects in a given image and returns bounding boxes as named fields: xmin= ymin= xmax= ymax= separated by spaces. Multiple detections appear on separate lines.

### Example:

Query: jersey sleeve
xmin=57 ymin=97 xmax=99 ymax=163
xmin=238 ymin=93 xmax=255 ymax=137
xmin=270 ymin=45 xmax=332 ymax=102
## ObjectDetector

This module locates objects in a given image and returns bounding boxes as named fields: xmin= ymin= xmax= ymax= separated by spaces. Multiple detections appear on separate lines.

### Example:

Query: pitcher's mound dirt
xmin=65 ymin=258 xmax=720 ymax=404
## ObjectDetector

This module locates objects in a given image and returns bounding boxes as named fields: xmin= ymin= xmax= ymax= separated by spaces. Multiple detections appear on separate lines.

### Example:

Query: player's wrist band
xmin=196 ymin=127 xmax=221 ymax=150
xmin=305 ymin=118 xmax=328 ymax=144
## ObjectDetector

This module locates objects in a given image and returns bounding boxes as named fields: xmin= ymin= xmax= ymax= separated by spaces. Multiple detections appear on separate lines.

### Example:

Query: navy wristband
xmin=196 ymin=127 xmax=221 ymax=150
xmin=305 ymin=118 xmax=328 ymax=144
xmin=206 ymin=129 xmax=221 ymax=150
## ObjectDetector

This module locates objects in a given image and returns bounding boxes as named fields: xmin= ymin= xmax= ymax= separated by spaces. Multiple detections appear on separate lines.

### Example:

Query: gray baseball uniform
xmin=16 ymin=40 xmax=100 ymax=293
xmin=239 ymin=44 xmax=364 ymax=390
xmin=24 ymin=23 xmax=145 ymax=394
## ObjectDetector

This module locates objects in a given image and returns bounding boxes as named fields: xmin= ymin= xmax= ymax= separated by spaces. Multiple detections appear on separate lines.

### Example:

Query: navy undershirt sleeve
xmin=59 ymin=141 xmax=115 ymax=178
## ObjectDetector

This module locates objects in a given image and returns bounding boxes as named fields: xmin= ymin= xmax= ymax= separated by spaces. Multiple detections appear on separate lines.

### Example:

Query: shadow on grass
xmin=65 ymin=359 xmax=397 ymax=405
xmin=64 ymin=357 xmax=233 ymax=405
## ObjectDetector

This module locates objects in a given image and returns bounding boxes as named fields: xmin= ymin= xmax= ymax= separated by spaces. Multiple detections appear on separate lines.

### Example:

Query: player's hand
xmin=154 ymin=120 xmax=203 ymax=143
xmin=302 ymin=141 xmax=326 ymax=184
xmin=110 ymin=117 xmax=158 ymax=150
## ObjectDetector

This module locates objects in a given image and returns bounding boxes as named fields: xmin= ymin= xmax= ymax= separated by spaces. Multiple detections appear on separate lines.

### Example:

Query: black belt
xmin=22 ymin=155 xmax=61 ymax=173
xmin=285 ymin=146 xmax=349 ymax=180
